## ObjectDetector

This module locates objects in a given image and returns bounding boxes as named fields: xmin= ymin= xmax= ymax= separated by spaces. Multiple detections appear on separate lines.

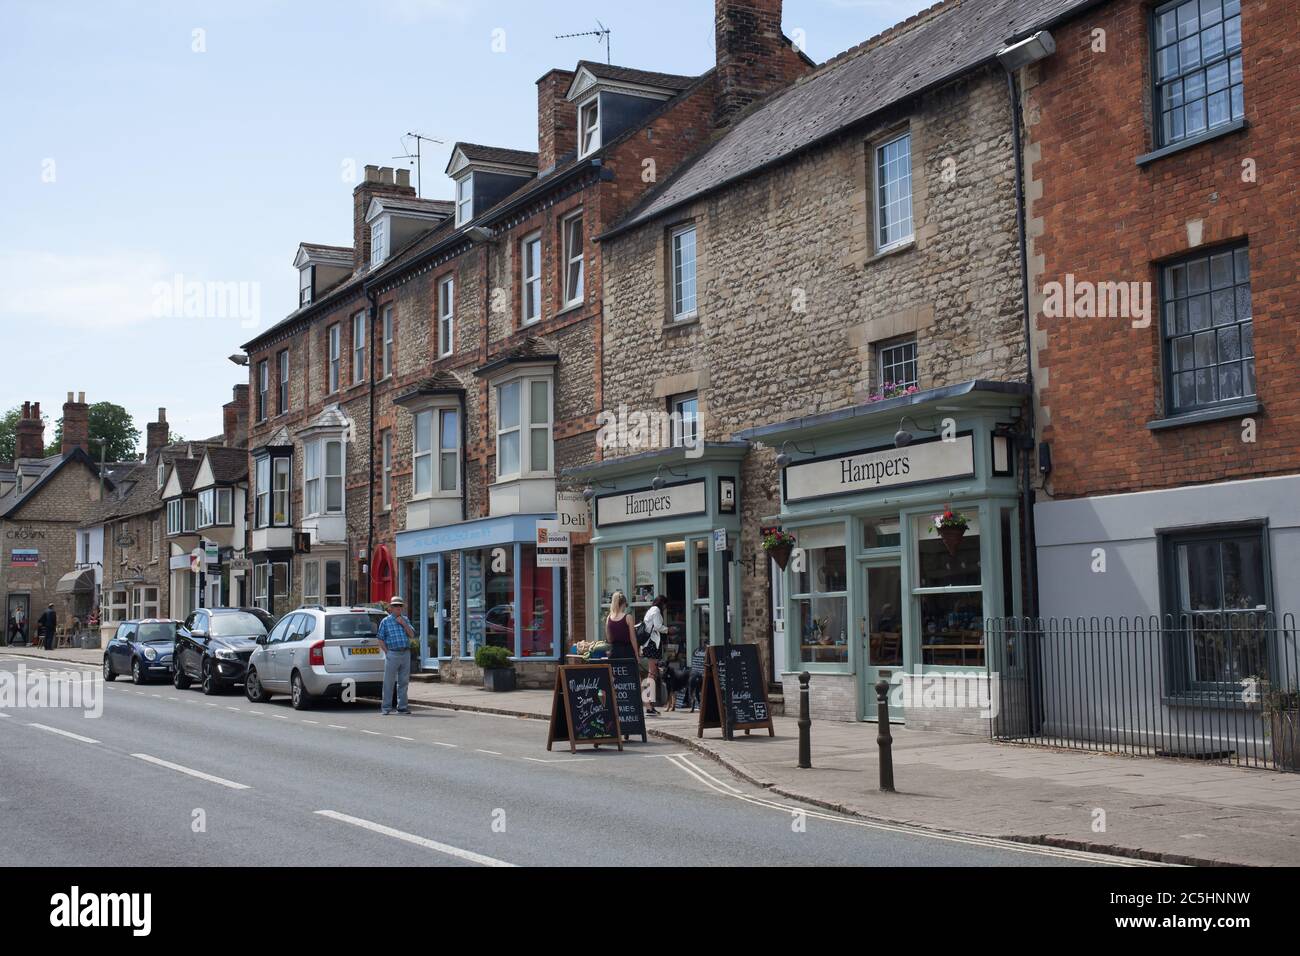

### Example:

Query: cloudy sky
xmin=0 ymin=0 xmax=932 ymax=449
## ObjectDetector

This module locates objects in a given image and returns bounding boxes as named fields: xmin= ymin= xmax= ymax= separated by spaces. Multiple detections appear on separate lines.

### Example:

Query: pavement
xmin=0 ymin=653 xmax=1118 ymax=868
xmin=8 ymin=644 xmax=1300 ymax=866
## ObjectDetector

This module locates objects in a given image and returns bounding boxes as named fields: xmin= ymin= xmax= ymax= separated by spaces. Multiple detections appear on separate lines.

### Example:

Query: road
xmin=0 ymin=655 xmax=1129 ymax=867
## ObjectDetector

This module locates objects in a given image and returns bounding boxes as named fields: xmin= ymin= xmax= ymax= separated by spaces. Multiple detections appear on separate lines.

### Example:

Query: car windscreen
xmin=135 ymin=623 xmax=178 ymax=643
xmin=208 ymin=612 xmax=269 ymax=638
xmin=325 ymin=614 xmax=381 ymax=640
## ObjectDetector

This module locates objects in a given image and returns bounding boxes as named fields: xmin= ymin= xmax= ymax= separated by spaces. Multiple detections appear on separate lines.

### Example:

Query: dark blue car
xmin=102 ymin=619 xmax=182 ymax=685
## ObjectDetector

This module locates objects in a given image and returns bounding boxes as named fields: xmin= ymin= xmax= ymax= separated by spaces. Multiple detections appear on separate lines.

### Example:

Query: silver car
xmin=244 ymin=606 xmax=388 ymax=710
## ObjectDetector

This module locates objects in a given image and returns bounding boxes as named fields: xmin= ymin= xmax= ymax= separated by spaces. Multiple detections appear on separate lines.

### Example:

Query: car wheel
xmin=131 ymin=659 xmax=145 ymax=685
xmin=201 ymin=659 xmax=224 ymax=696
xmin=102 ymin=656 xmax=116 ymax=682
xmin=245 ymin=667 xmax=272 ymax=704
xmin=173 ymin=660 xmax=192 ymax=690
xmin=291 ymin=671 xmax=312 ymax=711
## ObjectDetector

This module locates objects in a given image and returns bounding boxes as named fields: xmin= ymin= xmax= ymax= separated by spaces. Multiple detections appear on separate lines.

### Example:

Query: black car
xmin=173 ymin=608 xmax=273 ymax=695
xmin=102 ymin=619 xmax=183 ymax=684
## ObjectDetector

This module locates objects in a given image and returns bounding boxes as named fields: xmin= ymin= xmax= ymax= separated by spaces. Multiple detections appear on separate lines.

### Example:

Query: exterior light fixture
xmin=996 ymin=31 xmax=1056 ymax=72
xmin=775 ymin=441 xmax=816 ymax=469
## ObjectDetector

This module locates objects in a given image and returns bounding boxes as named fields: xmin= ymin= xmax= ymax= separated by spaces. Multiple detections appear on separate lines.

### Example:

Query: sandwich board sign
xmin=547 ymin=663 xmax=623 ymax=754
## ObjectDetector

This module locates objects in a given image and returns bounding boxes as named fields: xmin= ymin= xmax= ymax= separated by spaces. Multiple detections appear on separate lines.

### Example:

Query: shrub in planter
xmin=474 ymin=645 xmax=516 ymax=692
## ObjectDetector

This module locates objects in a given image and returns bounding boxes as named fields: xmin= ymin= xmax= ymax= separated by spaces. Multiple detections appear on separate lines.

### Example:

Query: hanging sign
xmin=556 ymin=491 xmax=591 ymax=544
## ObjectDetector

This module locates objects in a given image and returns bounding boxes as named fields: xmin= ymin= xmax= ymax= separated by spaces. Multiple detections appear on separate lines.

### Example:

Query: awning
xmin=55 ymin=568 xmax=95 ymax=594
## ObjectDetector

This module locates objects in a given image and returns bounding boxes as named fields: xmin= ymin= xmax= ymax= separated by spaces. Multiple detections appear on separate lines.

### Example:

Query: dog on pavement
xmin=663 ymin=659 xmax=703 ymax=713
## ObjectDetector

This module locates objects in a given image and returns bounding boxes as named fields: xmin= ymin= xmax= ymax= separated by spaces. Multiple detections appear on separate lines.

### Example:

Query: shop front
xmin=739 ymin=382 xmax=1030 ymax=729
xmin=568 ymin=444 xmax=746 ymax=670
xmin=394 ymin=514 xmax=568 ymax=685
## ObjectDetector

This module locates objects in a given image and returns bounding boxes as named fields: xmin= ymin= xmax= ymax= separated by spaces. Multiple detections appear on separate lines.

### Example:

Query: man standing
xmin=377 ymin=597 xmax=415 ymax=716
xmin=39 ymin=603 xmax=57 ymax=651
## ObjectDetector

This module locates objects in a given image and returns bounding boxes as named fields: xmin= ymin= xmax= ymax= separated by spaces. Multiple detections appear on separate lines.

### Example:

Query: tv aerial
xmin=394 ymin=131 xmax=444 ymax=198
xmin=555 ymin=20 xmax=611 ymax=64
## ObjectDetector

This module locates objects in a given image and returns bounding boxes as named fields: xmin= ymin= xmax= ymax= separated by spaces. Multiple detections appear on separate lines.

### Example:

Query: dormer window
xmin=157 ymin=462 xmax=167 ymax=489
xmin=456 ymin=176 xmax=473 ymax=227
xmin=578 ymin=98 xmax=601 ymax=157
xmin=299 ymin=266 xmax=313 ymax=306
xmin=370 ymin=218 xmax=388 ymax=269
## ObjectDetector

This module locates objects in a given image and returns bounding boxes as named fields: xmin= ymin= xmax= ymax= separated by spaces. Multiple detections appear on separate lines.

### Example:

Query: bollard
xmin=797 ymin=671 xmax=811 ymax=769
xmin=874 ymin=679 xmax=895 ymax=792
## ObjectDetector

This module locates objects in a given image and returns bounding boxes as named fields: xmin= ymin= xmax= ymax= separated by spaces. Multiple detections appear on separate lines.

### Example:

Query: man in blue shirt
xmin=378 ymin=597 xmax=416 ymax=715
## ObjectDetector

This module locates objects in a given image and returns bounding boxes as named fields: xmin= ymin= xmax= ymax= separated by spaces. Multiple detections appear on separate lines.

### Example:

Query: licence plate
xmin=348 ymin=647 xmax=380 ymax=656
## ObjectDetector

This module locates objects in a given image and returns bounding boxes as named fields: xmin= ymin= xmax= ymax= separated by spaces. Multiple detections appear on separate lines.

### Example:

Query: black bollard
xmin=797 ymin=671 xmax=811 ymax=769
xmin=874 ymin=679 xmax=895 ymax=792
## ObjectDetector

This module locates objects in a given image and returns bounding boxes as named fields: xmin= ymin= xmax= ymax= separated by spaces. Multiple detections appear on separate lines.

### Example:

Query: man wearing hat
xmin=377 ymin=597 xmax=416 ymax=715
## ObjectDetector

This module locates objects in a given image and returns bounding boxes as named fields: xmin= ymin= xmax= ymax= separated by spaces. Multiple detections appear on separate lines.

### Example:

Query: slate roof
xmin=0 ymin=449 xmax=105 ymax=520
xmin=605 ymin=0 xmax=1098 ymax=239
xmin=473 ymin=336 xmax=559 ymax=378
xmin=453 ymin=143 xmax=539 ymax=169
xmin=371 ymin=196 xmax=456 ymax=218
xmin=393 ymin=370 xmax=469 ymax=406
xmin=575 ymin=60 xmax=697 ymax=92
xmin=203 ymin=446 xmax=250 ymax=485
xmin=298 ymin=243 xmax=354 ymax=268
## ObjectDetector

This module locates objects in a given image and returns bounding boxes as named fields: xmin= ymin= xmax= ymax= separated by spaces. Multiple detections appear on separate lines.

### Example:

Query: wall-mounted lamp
xmin=775 ymin=440 xmax=816 ymax=469
xmin=581 ymin=480 xmax=615 ymax=502
xmin=650 ymin=465 xmax=687 ymax=491
xmin=893 ymin=416 xmax=938 ymax=449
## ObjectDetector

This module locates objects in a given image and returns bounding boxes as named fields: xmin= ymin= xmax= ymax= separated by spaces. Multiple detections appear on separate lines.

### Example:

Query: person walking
xmin=10 ymin=605 xmax=27 ymax=646
xmin=378 ymin=597 xmax=416 ymax=715
xmin=39 ymin=603 xmax=57 ymax=651
xmin=640 ymin=596 xmax=670 ymax=715
xmin=606 ymin=591 xmax=639 ymax=667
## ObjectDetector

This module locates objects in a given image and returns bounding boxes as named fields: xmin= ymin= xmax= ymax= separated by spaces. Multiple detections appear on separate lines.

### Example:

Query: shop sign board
xmin=783 ymin=434 xmax=976 ymax=504
xmin=594 ymin=479 xmax=706 ymax=528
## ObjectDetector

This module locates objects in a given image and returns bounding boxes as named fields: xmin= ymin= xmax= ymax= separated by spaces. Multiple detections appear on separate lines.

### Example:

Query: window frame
xmin=877 ymin=335 xmax=919 ymax=390
xmin=1150 ymin=0 xmax=1245 ymax=150
xmin=455 ymin=175 xmax=473 ymax=227
xmin=370 ymin=217 xmax=387 ymax=268
xmin=561 ymin=210 xmax=585 ymax=309
xmin=299 ymin=265 xmax=313 ymax=307
xmin=304 ymin=437 xmax=345 ymax=518
xmin=521 ymin=232 xmax=543 ymax=326
xmin=494 ymin=374 xmax=553 ymax=481
xmin=277 ymin=349 xmax=289 ymax=414
xmin=327 ymin=324 xmax=341 ymax=394
xmin=381 ymin=429 xmax=393 ymax=511
xmin=670 ymin=223 xmax=698 ymax=322
xmin=257 ymin=360 xmax=269 ymax=422
xmin=380 ymin=306 xmax=393 ymax=379
xmin=671 ymin=393 xmax=700 ymax=449
xmin=352 ymin=311 xmax=366 ymax=385
xmin=578 ymin=97 xmax=601 ymax=157
xmin=412 ymin=405 xmax=462 ymax=498
xmin=873 ymin=130 xmax=914 ymax=253
xmin=437 ymin=275 xmax=455 ymax=358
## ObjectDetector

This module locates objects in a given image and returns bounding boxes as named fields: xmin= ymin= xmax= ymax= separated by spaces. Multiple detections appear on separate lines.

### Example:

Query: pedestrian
xmin=39 ymin=603 xmax=57 ymax=651
xmin=606 ymin=591 xmax=639 ymax=668
xmin=377 ymin=596 xmax=415 ymax=716
xmin=639 ymin=596 xmax=670 ymax=715
xmin=10 ymin=605 xmax=27 ymax=646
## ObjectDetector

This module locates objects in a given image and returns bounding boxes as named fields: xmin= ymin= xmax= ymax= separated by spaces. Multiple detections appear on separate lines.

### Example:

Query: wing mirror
xmin=255 ymin=634 xmax=268 ymax=645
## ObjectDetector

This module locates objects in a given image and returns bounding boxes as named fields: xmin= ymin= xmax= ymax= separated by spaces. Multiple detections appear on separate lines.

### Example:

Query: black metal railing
xmin=986 ymin=614 xmax=1300 ymax=773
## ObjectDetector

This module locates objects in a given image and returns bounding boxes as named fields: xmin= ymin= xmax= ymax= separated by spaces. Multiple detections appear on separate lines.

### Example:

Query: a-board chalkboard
xmin=608 ymin=658 xmax=647 ymax=742
xmin=547 ymin=663 xmax=624 ymax=753
xmin=697 ymin=644 xmax=775 ymax=738
xmin=675 ymin=647 xmax=708 ymax=710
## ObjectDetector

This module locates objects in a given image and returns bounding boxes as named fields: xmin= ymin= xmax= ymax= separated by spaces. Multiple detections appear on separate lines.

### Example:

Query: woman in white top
xmin=640 ymin=596 xmax=670 ymax=715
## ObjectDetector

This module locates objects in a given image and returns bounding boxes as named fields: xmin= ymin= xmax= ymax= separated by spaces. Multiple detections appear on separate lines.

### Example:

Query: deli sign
xmin=783 ymin=434 xmax=976 ymax=504
xmin=595 ymin=479 xmax=707 ymax=528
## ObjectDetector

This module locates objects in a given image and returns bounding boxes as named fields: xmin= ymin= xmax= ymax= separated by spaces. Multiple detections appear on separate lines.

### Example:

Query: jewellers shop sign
xmin=595 ymin=479 xmax=707 ymax=528
xmin=783 ymin=434 xmax=976 ymax=504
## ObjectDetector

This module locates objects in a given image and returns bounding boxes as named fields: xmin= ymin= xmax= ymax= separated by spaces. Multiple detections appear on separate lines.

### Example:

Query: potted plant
xmin=933 ymin=508 xmax=970 ymax=556
xmin=762 ymin=528 xmax=797 ymax=571
xmin=1263 ymin=685 xmax=1300 ymax=772
xmin=867 ymin=382 xmax=921 ymax=403
xmin=475 ymin=645 xmax=516 ymax=692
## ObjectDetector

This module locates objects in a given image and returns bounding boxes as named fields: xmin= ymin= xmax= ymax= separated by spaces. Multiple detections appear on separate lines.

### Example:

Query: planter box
xmin=483 ymin=668 xmax=516 ymax=693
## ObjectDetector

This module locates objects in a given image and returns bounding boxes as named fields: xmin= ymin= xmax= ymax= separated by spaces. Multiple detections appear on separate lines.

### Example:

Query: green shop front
xmin=567 ymin=444 xmax=746 ymax=669
xmin=739 ymin=382 xmax=1030 ymax=729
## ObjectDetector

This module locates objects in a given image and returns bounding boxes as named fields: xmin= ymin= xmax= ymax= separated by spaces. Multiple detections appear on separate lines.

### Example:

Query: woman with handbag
xmin=639 ymin=596 xmax=670 ymax=714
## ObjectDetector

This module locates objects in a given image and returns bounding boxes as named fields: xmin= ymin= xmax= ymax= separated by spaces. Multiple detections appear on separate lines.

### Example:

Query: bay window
xmin=197 ymin=488 xmax=232 ymax=528
xmin=414 ymin=407 xmax=461 ymax=496
xmin=273 ymin=457 xmax=290 ymax=524
xmin=495 ymin=376 xmax=552 ymax=480
xmin=255 ymin=457 xmax=270 ymax=527
xmin=168 ymin=498 xmax=196 ymax=535
xmin=304 ymin=438 xmax=344 ymax=517
xmin=255 ymin=456 xmax=291 ymax=528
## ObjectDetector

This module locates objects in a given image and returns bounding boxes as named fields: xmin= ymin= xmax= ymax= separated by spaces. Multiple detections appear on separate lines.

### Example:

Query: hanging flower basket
xmin=933 ymin=508 xmax=970 ymax=557
xmin=762 ymin=529 xmax=797 ymax=570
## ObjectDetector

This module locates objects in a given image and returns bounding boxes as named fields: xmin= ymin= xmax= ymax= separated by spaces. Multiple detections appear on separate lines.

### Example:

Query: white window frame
xmin=877 ymin=336 xmax=918 ymax=390
xmin=352 ymin=311 xmax=366 ymax=384
xmin=167 ymin=499 xmax=182 ymax=536
xmin=412 ymin=406 xmax=461 ymax=499
xmin=197 ymin=489 xmax=214 ymax=528
xmin=303 ymin=561 xmax=321 ymax=606
xmin=304 ymin=437 xmax=345 ymax=518
xmin=521 ymin=232 xmax=542 ymax=326
xmin=380 ymin=306 xmax=393 ymax=379
xmin=381 ymin=430 xmax=393 ymax=511
xmin=255 ymin=456 xmax=271 ymax=528
xmin=299 ymin=266 xmax=313 ymax=306
xmin=328 ymin=324 xmax=341 ymax=393
xmin=455 ymin=175 xmax=473 ymax=227
xmin=370 ymin=217 xmax=387 ymax=268
xmin=437 ymin=275 xmax=454 ymax=358
xmin=494 ymin=374 xmax=553 ymax=481
xmin=254 ymin=563 xmax=270 ymax=610
xmin=150 ymin=520 xmax=159 ymax=562
xmin=278 ymin=349 xmax=289 ymax=414
xmin=562 ymin=211 xmax=584 ymax=308
xmin=874 ymin=131 xmax=914 ymax=253
xmin=273 ymin=457 xmax=291 ymax=525
xmin=578 ymin=97 xmax=600 ymax=157
xmin=183 ymin=498 xmax=196 ymax=534
xmin=671 ymin=223 xmax=698 ymax=321
xmin=671 ymin=393 xmax=700 ymax=449
xmin=257 ymin=360 xmax=269 ymax=422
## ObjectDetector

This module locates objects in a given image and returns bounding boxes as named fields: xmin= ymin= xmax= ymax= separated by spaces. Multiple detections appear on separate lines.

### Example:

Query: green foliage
xmin=474 ymin=645 xmax=513 ymax=670
xmin=46 ymin=402 xmax=141 ymax=461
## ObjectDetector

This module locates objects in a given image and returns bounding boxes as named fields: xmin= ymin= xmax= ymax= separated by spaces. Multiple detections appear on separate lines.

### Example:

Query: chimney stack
xmin=536 ymin=69 xmax=578 ymax=173
xmin=15 ymin=401 xmax=45 ymax=460
xmin=147 ymin=408 xmax=169 ymax=458
xmin=352 ymin=164 xmax=416 ymax=272
xmin=713 ymin=0 xmax=809 ymax=129
xmin=224 ymin=384 xmax=250 ymax=449
xmin=61 ymin=391 xmax=90 ymax=458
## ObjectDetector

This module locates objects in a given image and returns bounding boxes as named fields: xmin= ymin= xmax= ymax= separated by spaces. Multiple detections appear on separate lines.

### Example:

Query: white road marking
xmin=362 ymin=730 xmax=383 ymax=736
xmin=662 ymin=754 xmax=1163 ymax=866
xmin=130 ymin=754 xmax=250 ymax=790
xmin=302 ymin=719 xmax=319 ymax=725
xmin=269 ymin=714 xmax=288 ymax=720
xmin=27 ymin=723 xmax=99 ymax=744
xmin=431 ymin=741 xmax=457 ymax=748
xmin=313 ymin=810 xmax=515 ymax=867
xmin=226 ymin=707 xmax=242 ymax=712
xmin=167 ymin=697 xmax=179 ymax=701
xmin=328 ymin=724 xmax=348 ymax=730
xmin=391 ymin=735 xmax=414 ymax=741
xmin=475 ymin=749 xmax=502 ymax=756
xmin=521 ymin=756 xmax=595 ymax=764
xmin=151 ymin=694 xmax=163 ymax=698
xmin=0 ymin=712 xmax=11 ymax=718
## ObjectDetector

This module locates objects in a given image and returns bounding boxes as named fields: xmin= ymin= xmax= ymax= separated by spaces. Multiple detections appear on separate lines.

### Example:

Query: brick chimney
xmin=714 ymin=0 xmax=809 ymax=129
xmin=223 ymin=384 xmax=250 ymax=449
xmin=15 ymin=401 xmax=45 ymax=460
xmin=61 ymin=391 xmax=90 ymax=457
xmin=352 ymin=165 xmax=416 ymax=272
xmin=147 ymin=408 xmax=169 ymax=458
xmin=537 ymin=68 xmax=578 ymax=173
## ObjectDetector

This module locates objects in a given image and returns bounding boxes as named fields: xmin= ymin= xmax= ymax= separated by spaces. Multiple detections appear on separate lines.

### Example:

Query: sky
xmin=0 ymin=0 xmax=933 ymax=451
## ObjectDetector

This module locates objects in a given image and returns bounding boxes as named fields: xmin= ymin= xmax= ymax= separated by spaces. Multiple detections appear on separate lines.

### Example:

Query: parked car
xmin=244 ymin=606 xmax=387 ymax=710
xmin=173 ymin=608 xmax=272 ymax=695
xmin=102 ymin=619 xmax=183 ymax=684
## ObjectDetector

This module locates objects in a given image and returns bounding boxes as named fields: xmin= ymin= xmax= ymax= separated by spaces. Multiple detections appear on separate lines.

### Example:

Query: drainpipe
xmin=366 ymin=286 xmax=378 ymax=605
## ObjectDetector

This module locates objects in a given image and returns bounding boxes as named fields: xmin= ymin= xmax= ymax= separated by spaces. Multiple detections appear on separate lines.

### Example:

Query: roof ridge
xmin=815 ymin=0 xmax=960 ymax=74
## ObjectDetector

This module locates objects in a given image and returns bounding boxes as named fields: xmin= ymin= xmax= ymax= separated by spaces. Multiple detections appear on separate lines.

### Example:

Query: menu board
xmin=546 ymin=664 xmax=624 ymax=754
xmin=676 ymin=647 xmax=708 ymax=710
xmin=608 ymin=658 xmax=647 ymax=742
xmin=697 ymin=644 xmax=775 ymax=738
